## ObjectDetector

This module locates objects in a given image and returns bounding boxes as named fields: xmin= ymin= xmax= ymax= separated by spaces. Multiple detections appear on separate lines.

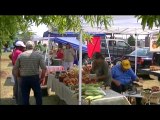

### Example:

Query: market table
xmin=123 ymin=93 xmax=143 ymax=98
xmin=40 ymin=66 xmax=64 ymax=85
xmin=47 ymin=74 xmax=131 ymax=105
xmin=47 ymin=66 xmax=64 ymax=74
xmin=139 ymin=69 xmax=160 ymax=80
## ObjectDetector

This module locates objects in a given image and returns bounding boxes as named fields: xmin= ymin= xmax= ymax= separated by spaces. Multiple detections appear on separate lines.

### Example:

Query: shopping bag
xmin=11 ymin=75 xmax=15 ymax=83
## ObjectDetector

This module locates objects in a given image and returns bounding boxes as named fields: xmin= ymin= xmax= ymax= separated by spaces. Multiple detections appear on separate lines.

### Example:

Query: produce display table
xmin=40 ymin=66 xmax=64 ymax=85
xmin=139 ymin=69 xmax=160 ymax=80
xmin=47 ymin=74 xmax=130 ymax=105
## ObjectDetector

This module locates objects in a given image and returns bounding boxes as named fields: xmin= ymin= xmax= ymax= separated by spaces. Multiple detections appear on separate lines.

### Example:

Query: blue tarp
xmin=43 ymin=31 xmax=79 ymax=37
xmin=50 ymin=37 xmax=87 ymax=52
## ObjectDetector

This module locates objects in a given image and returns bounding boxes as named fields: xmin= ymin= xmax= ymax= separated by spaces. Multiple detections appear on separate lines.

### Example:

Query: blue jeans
xmin=21 ymin=75 xmax=42 ymax=105
xmin=13 ymin=76 xmax=23 ymax=105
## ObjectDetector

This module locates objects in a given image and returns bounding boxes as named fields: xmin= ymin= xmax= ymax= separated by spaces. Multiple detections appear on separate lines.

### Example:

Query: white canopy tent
xmin=83 ymin=15 xmax=159 ymax=35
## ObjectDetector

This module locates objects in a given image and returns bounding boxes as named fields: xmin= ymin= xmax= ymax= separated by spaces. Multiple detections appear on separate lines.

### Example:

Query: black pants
xmin=111 ymin=82 xmax=142 ymax=105
xmin=21 ymin=75 xmax=42 ymax=105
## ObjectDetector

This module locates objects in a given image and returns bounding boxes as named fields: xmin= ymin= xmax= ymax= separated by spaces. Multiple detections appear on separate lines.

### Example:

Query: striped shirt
xmin=15 ymin=50 xmax=47 ymax=76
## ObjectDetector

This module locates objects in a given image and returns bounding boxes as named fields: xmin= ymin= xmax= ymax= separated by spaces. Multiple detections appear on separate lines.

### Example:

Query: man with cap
xmin=14 ymin=41 xmax=47 ymax=105
xmin=11 ymin=40 xmax=26 ymax=104
xmin=111 ymin=59 xmax=143 ymax=104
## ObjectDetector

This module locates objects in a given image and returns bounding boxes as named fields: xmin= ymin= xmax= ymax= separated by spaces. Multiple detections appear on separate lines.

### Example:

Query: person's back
xmin=14 ymin=41 xmax=46 ymax=105
xmin=18 ymin=50 xmax=45 ymax=76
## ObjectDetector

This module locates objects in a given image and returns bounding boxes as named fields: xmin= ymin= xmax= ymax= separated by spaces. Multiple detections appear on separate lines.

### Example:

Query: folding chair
xmin=143 ymin=91 xmax=160 ymax=105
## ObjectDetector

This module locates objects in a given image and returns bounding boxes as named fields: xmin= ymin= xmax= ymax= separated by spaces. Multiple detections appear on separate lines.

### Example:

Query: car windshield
xmin=130 ymin=48 xmax=149 ymax=56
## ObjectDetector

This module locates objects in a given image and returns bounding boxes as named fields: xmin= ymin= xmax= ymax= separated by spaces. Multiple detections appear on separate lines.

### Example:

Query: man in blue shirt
xmin=111 ymin=59 xmax=142 ymax=93
xmin=111 ymin=59 xmax=143 ymax=104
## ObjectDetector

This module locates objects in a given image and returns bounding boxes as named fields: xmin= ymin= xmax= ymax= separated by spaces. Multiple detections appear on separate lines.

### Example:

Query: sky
xmin=30 ymin=24 xmax=48 ymax=37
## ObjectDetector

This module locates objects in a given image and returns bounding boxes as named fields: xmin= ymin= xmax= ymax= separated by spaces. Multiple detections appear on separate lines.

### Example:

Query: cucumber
xmin=84 ymin=91 xmax=95 ymax=96
xmin=85 ymin=95 xmax=104 ymax=101
xmin=85 ymin=96 xmax=94 ymax=100
xmin=90 ymin=95 xmax=104 ymax=101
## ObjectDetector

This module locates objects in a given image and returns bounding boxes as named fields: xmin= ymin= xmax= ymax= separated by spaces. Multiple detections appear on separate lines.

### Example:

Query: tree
xmin=0 ymin=15 xmax=113 ymax=55
xmin=128 ymin=35 xmax=136 ymax=46
xmin=136 ymin=15 xmax=160 ymax=29
xmin=136 ymin=15 xmax=160 ymax=46
xmin=16 ymin=30 xmax=35 ymax=43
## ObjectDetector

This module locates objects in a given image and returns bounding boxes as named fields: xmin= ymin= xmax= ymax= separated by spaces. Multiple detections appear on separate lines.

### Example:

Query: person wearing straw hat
xmin=14 ymin=41 xmax=47 ymax=105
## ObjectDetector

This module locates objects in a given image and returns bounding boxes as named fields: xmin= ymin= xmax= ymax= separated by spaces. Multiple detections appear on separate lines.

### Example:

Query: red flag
xmin=87 ymin=37 xmax=101 ymax=58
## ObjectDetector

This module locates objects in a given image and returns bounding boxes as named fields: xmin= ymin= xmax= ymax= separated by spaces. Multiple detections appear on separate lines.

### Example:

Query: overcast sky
xmin=30 ymin=24 xmax=48 ymax=37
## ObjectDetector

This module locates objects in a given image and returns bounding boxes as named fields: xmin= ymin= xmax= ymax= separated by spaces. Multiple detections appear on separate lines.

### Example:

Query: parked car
xmin=113 ymin=47 xmax=153 ymax=70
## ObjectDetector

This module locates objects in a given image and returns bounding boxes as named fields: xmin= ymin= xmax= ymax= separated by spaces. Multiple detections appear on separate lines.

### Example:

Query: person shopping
xmin=14 ymin=41 xmax=47 ymax=105
xmin=63 ymin=43 xmax=75 ymax=71
xmin=56 ymin=43 xmax=64 ymax=60
xmin=11 ymin=41 xmax=26 ymax=105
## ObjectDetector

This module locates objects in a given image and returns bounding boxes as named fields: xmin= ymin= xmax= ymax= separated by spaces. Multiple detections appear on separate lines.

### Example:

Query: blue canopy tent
xmin=50 ymin=37 xmax=87 ymax=52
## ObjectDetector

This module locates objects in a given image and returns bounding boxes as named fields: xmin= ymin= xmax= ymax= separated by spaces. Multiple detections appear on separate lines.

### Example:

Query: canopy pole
xmin=48 ymin=34 xmax=50 ymax=67
xmin=105 ymin=35 xmax=112 ymax=65
xmin=135 ymin=30 xmax=138 ymax=74
xmin=78 ymin=29 xmax=83 ymax=105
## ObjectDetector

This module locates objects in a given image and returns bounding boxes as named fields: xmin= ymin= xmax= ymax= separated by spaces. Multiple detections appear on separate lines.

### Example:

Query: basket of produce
xmin=59 ymin=72 xmax=68 ymax=82
xmin=151 ymin=86 xmax=160 ymax=92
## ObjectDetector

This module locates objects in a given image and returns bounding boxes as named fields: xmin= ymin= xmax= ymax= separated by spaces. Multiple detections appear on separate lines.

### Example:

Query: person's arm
xmin=70 ymin=49 xmax=76 ymax=56
xmin=111 ymin=67 xmax=121 ymax=86
xmin=129 ymin=68 xmax=143 ymax=83
xmin=13 ymin=58 xmax=21 ymax=80
xmin=130 ymin=69 xmax=138 ymax=82
xmin=39 ymin=55 xmax=47 ymax=83
xmin=97 ymin=62 xmax=108 ymax=81
xmin=91 ymin=60 xmax=97 ymax=72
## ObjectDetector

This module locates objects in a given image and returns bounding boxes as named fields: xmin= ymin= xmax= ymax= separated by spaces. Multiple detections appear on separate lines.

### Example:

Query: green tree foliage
xmin=136 ymin=15 xmax=160 ymax=29
xmin=0 ymin=15 xmax=113 ymax=55
xmin=16 ymin=30 xmax=35 ymax=42
xmin=136 ymin=15 xmax=160 ymax=46
xmin=128 ymin=35 xmax=136 ymax=46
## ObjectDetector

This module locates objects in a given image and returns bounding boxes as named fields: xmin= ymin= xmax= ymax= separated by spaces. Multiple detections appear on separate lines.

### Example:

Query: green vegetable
xmin=85 ymin=95 xmax=104 ymax=101
xmin=90 ymin=95 xmax=104 ymax=101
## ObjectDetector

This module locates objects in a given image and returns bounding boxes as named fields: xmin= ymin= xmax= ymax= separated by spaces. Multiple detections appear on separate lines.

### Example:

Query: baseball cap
xmin=121 ymin=59 xmax=131 ymax=70
xmin=26 ymin=41 xmax=35 ymax=49
xmin=15 ymin=41 xmax=26 ymax=47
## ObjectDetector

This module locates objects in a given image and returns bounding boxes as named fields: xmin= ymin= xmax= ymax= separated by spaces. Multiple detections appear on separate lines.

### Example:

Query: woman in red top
xmin=56 ymin=43 xmax=64 ymax=60
xmin=11 ymin=41 xmax=25 ymax=104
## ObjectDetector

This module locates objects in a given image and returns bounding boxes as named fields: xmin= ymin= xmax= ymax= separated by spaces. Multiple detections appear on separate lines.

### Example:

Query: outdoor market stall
xmin=47 ymin=74 xmax=131 ymax=105
xmin=139 ymin=34 xmax=160 ymax=80
xmin=139 ymin=69 xmax=160 ymax=81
